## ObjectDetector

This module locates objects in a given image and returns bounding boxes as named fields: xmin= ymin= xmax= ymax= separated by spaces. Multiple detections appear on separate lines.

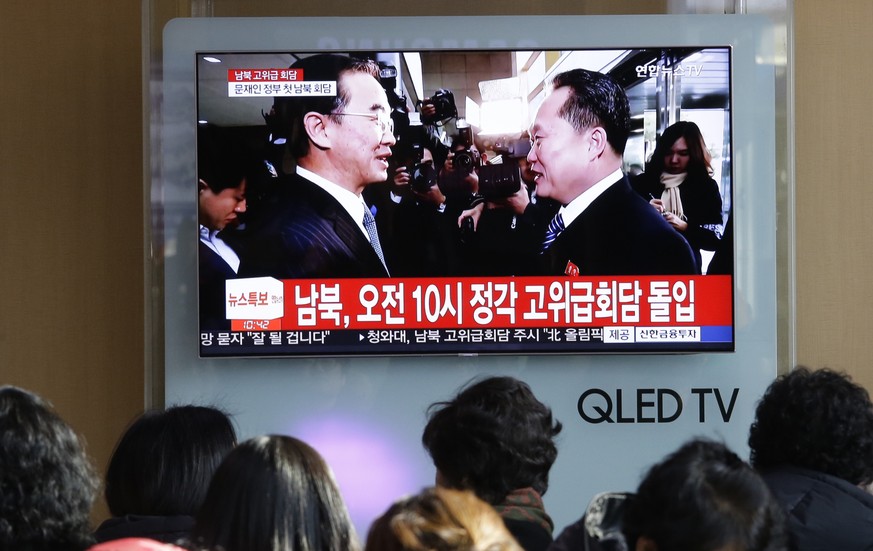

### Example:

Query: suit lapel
xmin=296 ymin=176 xmax=389 ymax=276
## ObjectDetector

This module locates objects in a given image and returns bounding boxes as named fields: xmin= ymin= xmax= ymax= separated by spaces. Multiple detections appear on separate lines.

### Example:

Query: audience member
xmin=365 ymin=487 xmax=522 ymax=551
xmin=94 ymin=406 xmax=237 ymax=544
xmin=550 ymin=439 xmax=787 ymax=551
xmin=423 ymin=377 xmax=562 ymax=551
xmin=749 ymin=367 xmax=873 ymax=551
xmin=189 ymin=435 xmax=357 ymax=551
xmin=0 ymin=385 xmax=99 ymax=551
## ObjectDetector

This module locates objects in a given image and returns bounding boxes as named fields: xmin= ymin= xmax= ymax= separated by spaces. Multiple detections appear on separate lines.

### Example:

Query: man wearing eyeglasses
xmin=239 ymin=54 xmax=395 ymax=279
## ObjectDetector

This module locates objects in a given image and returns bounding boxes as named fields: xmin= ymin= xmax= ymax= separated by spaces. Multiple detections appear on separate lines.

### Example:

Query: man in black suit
xmin=239 ymin=54 xmax=395 ymax=279
xmin=198 ymin=125 xmax=251 ymax=329
xmin=528 ymin=69 xmax=697 ymax=276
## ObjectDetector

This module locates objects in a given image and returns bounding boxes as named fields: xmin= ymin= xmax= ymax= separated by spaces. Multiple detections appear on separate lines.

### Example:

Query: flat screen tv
xmin=193 ymin=44 xmax=734 ymax=357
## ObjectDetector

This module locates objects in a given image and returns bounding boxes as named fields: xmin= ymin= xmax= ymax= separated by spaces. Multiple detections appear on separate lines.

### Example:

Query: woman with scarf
xmin=631 ymin=121 xmax=725 ymax=274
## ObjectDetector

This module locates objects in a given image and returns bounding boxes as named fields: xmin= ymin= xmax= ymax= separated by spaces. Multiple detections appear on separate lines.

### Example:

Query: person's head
xmin=191 ymin=435 xmax=357 ymax=551
xmin=275 ymin=54 xmax=395 ymax=193
xmin=365 ymin=487 xmax=523 ymax=551
xmin=422 ymin=376 xmax=562 ymax=505
xmin=623 ymin=439 xmax=787 ymax=551
xmin=527 ymin=68 xmax=629 ymax=205
xmin=105 ymin=405 xmax=237 ymax=518
xmin=198 ymin=125 xmax=258 ymax=231
xmin=0 ymin=386 xmax=98 ymax=551
xmin=748 ymin=367 xmax=873 ymax=486
xmin=646 ymin=121 xmax=713 ymax=177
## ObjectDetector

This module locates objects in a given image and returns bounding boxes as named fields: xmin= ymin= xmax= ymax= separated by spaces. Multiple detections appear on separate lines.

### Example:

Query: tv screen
xmin=195 ymin=46 xmax=733 ymax=357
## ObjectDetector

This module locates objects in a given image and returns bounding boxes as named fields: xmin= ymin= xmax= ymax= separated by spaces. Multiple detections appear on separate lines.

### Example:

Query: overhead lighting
xmin=203 ymin=56 xmax=221 ymax=63
xmin=198 ymin=120 xmax=208 ymax=125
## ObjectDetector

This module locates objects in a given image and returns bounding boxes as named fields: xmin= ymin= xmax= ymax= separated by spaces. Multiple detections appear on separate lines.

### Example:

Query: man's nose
xmin=235 ymin=199 xmax=247 ymax=213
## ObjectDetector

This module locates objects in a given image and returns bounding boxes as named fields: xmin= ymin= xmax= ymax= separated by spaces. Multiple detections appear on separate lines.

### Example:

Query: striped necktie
xmin=363 ymin=208 xmax=389 ymax=275
xmin=541 ymin=213 xmax=565 ymax=253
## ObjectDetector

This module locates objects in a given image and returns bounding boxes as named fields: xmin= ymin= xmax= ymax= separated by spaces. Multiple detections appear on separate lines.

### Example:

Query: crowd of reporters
xmin=5 ymin=365 xmax=873 ymax=551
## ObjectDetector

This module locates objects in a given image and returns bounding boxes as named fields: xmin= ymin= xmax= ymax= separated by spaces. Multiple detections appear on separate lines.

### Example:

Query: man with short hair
xmin=749 ymin=367 xmax=873 ymax=551
xmin=239 ymin=54 xmax=395 ymax=279
xmin=527 ymin=69 xmax=697 ymax=275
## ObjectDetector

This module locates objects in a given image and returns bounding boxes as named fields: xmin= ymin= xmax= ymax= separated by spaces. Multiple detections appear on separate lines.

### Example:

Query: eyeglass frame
xmin=330 ymin=111 xmax=395 ymax=135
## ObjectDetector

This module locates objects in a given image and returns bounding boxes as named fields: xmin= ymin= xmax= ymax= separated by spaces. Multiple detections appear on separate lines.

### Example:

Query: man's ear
xmin=198 ymin=179 xmax=210 ymax=193
xmin=304 ymin=111 xmax=331 ymax=150
xmin=587 ymin=126 xmax=608 ymax=159
xmin=635 ymin=536 xmax=658 ymax=551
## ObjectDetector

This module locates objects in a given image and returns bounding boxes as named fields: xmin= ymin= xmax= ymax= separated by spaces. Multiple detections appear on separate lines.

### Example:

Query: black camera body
xmin=478 ymin=163 xmax=521 ymax=200
xmin=452 ymin=125 xmax=481 ymax=174
xmin=492 ymin=136 xmax=532 ymax=159
xmin=411 ymin=160 xmax=439 ymax=193
xmin=392 ymin=123 xmax=439 ymax=193
xmin=419 ymin=88 xmax=458 ymax=124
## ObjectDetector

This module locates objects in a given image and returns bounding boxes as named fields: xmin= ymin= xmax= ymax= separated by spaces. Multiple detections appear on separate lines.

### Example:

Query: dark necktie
xmin=363 ymin=208 xmax=389 ymax=275
xmin=541 ymin=213 xmax=565 ymax=253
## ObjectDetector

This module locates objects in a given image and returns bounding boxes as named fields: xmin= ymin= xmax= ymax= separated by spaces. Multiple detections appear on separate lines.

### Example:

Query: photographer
xmin=384 ymin=143 xmax=462 ymax=276
xmin=456 ymin=137 xmax=560 ymax=276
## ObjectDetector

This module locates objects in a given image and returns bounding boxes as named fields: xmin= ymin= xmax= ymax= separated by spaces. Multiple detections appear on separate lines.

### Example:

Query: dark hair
xmin=0 ymin=386 xmax=98 ymax=551
xmin=191 ymin=435 xmax=357 ymax=551
xmin=645 ymin=120 xmax=713 ymax=178
xmin=422 ymin=376 xmax=562 ymax=505
xmin=197 ymin=125 xmax=255 ymax=194
xmin=749 ymin=367 xmax=873 ymax=485
xmin=273 ymin=54 xmax=381 ymax=159
xmin=550 ymin=68 xmax=630 ymax=155
xmin=623 ymin=439 xmax=787 ymax=551
xmin=365 ymin=487 xmax=522 ymax=551
xmin=105 ymin=405 xmax=237 ymax=517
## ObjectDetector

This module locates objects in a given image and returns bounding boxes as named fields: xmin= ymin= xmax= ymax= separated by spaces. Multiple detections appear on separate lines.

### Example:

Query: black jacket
xmin=762 ymin=466 xmax=873 ymax=551
xmin=548 ymin=493 xmax=631 ymax=551
xmin=541 ymin=176 xmax=697 ymax=276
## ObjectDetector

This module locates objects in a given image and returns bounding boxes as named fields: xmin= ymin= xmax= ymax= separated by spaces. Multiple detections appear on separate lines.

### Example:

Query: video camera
xmin=377 ymin=62 xmax=410 ymax=141
xmin=476 ymin=135 xmax=532 ymax=200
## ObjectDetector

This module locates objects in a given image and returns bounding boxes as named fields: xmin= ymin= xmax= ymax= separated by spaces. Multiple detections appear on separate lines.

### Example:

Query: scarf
xmin=494 ymin=487 xmax=554 ymax=535
xmin=659 ymin=171 xmax=686 ymax=220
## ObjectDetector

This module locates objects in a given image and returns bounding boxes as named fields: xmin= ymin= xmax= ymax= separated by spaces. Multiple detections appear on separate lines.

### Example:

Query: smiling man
xmin=528 ymin=69 xmax=697 ymax=276
xmin=239 ymin=54 xmax=395 ymax=279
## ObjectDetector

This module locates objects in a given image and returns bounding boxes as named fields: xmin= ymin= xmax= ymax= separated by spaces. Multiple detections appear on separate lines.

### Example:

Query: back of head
xmin=551 ymin=68 xmax=630 ymax=155
xmin=105 ymin=405 xmax=237 ymax=517
xmin=622 ymin=439 xmax=787 ymax=551
xmin=365 ymin=487 xmax=522 ymax=551
xmin=0 ymin=386 xmax=98 ymax=551
xmin=273 ymin=54 xmax=381 ymax=160
xmin=422 ymin=376 xmax=562 ymax=504
xmin=191 ymin=435 xmax=356 ymax=551
xmin=748 ymin=367 xmax=873 ymax=485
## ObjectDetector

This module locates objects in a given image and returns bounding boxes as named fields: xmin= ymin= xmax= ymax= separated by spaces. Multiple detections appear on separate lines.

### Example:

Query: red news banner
xmin=228 ymin=276 xmax=731 ymax=332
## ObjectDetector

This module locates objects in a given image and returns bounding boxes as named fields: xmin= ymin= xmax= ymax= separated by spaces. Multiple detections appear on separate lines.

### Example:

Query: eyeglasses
xmin=331 ymin=111 xmax=394 ymax=135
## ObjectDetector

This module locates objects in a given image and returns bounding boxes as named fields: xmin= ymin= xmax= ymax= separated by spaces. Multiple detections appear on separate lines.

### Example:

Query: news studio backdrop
xmin=148 ymin=8 xmax=786 ymax=536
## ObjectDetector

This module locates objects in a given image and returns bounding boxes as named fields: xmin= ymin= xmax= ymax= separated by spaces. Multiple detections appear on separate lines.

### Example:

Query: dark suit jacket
xmin=238 ymin=173 xmax=389 ymax=279
xmin=199 ymin=240 xmax=237 ymax=330
xmin=541 ymin=176 xmax=698 ymax=275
